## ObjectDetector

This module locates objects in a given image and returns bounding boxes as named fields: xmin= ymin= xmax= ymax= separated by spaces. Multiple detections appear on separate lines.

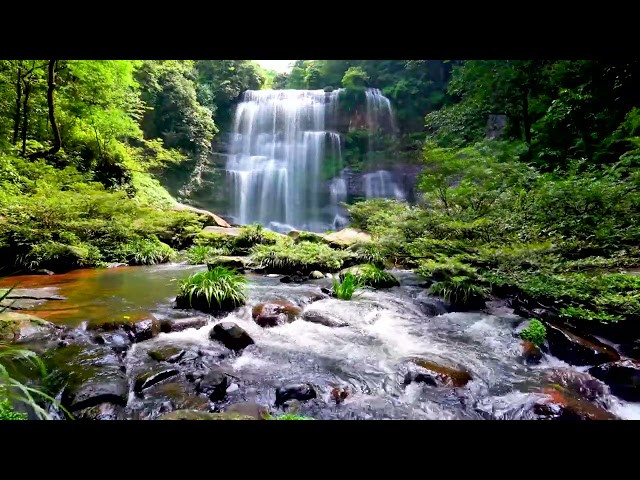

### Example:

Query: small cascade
xmin=363 ymin=170 xmax=406 ymax=200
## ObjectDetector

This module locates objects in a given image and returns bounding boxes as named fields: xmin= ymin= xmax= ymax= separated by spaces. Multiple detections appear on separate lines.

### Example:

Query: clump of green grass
xmin=185 ymin=245 xmax=230 ymax=265
xmin=559 ymin=306 xmax=624 ymax=323
xmin=250 ymin=241 xmax=351 ymax=274
xmin=333 ymin=273 xmax=363 ymax=300
xmin=430 ymin=275 xmax=490 ymax=308
xmin=519 ymin=319 xmax=547 ymax=346
xmin=347 ymin=241 xmax=386 ymax=268
xmin=344 ymin=264 xmax=399 ymax=289
xmin=120 ymin=238 xmax=177 ymax=266
xmin=176 ymin=266 xmax=247 ymax=313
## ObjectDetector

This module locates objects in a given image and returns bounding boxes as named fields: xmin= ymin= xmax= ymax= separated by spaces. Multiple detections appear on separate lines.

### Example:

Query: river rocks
xmin=340 ymin=264 xmax=400 ymax=288
xmin=207 ymin=256 xmax=251 ymax=272
xmin=144 ymin=381 xmax=210 ymax=413
xmin=148 ymin=346 xmax=186 ymax=363
xmin=252 ymin=301 xmax=302 ymax=328
xmin=134 ymin=369 xmax=180 ymax=396
xmin=618 ymin=340 xmax=640 ymax=361
xmin=534 ymin=387 xmax=617 ymax=420
xmin=50 ymin=344 xmax=129 ymax=412
xmin=0 ymin=311 xmax=59 ymax=343
xmin=588 ymin=360 xmax=640 ymax=402
xmin=330 ymin=386 xmax=350 ymax=404
xmin=158 ymin=316 xmax=208 ymax=333
xmin=127 ymin=318 xmax=161 ymax=343
xmin=280 ymin=272 xmax=306 ymax=283
xmin=158 ymin=410 xmax=256 ymax=420
xmin=323 ymin=228 xmax=371 ymax=248
xmin=0 ymin=287 xmax=66 ymax=311
xmin=194 ymin=370 xmax=231 ymax=401
xmin=545 ymin=323 xmax=620 ymax=366
xmin=309 ymin=271 xmax=325 ymax=280
xmin=173 ymin=203 xmax=231 ymax=228
xmin=275 ymin=383 xmax=317 ymax=406
xmin=209 ymin=322 xmax=254 ymax=351
xmin=106 ymin=262 xmax=128 ymax=269
xmin=302 ymin=310 xmax=348 ymax=328
xmin=75 ymin=402 xmax=126 ymax=420
xmin=543 ymin=368 xmax=610 ymax=406
xmin=225 ymin=401 xmax=269 ymax=419
xmin=521 ymin=340 xmax=543 ymax=365
xmin=404 ymin=358 xmax=472 ymax=388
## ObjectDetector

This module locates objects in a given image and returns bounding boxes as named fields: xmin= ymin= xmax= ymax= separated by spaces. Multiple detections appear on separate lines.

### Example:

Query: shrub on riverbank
xmin=250 ymin=241 xmax=351 ymax=274
xmin=342 ymin=264 xmax=399 ymax=289
xmin=186 ymin=245 xmax=230 ymax=265
xmin=176 ymin=266 xmax=247 ymax=313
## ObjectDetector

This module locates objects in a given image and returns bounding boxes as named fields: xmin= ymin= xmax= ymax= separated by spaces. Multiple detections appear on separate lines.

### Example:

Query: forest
xmin=1 ymin=59 xmax=639 ymax=421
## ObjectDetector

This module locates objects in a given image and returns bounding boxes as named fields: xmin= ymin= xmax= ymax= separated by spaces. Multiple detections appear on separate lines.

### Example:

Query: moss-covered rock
xmin=0 ymin=311 xmax=58 ymax=343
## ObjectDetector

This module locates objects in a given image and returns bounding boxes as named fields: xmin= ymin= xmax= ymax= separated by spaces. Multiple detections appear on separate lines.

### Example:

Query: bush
xmin=250 ymin=241 xmax=351 ymax=274
xmin=119 ymin=238 xmax=177 ymax=266
xmin=347 ymin=242 xmax=386 ymax=268
xmin=176 ymin=266 xmax=247 ymax=313
xmin=430 ymin=276 xmax=489 ymax=308
xmin=344 ymin=264 xmax=399 ymax=289
xmin=519 ymin=319 xmax=547 ymax=346
xmin=185 ymin=245 xmax=230 ymax=265
xmin=332 ymin=273 xmax=362 ymax=300
xmin=16 ymin=241 xmax=104 ymax=271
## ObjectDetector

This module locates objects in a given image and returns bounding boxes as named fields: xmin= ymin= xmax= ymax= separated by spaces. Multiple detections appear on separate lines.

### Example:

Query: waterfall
xmin=224 ymin=87 xmax=404 ymax=232
xmin=363 ymin=170 xmax=406 ymax=200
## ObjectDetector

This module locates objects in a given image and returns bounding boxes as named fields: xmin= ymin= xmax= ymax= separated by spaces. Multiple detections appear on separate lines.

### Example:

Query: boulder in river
xmin=49 ymin=344 xmax=129 ymax=413
xmin=252 ymin=301 xmax=302 ymax=328
xmin=404 ymin=357 xmax=472 ymax=388
xmin=545 ymin=322 xmax=620 ymax=366
xmin=148 ymin=346 xmax=186 ymax=363
xmin=543 ymin=368 xmax=611 ymax=406
xmin=588 ymin=359 xmax=640 ymax=402
xmin=275 ymin=383 xmax=317 ymax=406
xmin=533 ymin=386 xmax=617 ymax=420
xmin=302 ymin=310 xmax=348 ymax=328
xmin=0 ymin=311 xmax=60 ymax=343
xmin=158 ymin=316 xmax=208 ymax=333
xmin=280 ymin=272 xmax=306 ymax=283
xmin=134 ymin=368 xmax=180 ymax=396
xmin=126 ymin=318 xmax=161 ymax=343
xmin=308 ymin=271 xmax=325 ymax=280
xmin=194 ymin=370 xmax=231 ymax=401
xmin=209 ymin=322 xmax=254 ymax=351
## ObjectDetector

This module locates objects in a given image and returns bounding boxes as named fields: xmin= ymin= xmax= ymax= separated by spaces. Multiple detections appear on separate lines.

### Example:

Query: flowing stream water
xmin=5 ymin=264 xmax=640 ymax=420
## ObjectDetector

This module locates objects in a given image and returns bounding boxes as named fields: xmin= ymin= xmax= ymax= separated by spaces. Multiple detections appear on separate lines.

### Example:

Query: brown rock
xmin=534 ymin=386 xmax=617 ymax=420
xmin=521 ymin=340 xmax=543 ymax=365
xmin=545 ymin=323 xmax=620 ymax=366
xmin=252 ymin=301 xmax=302 ymax=328
xmin=406 ymin=358 xmax=472 ymax=387
xmin=589 ymin=359 xmax=640 ymax=402
xmin=323 ymin=228 xmax=371 ymax=248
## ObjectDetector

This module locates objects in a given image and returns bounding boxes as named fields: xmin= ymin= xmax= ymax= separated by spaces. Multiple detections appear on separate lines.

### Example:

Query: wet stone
xmin=134 ymin=369 xmax=180 ymax=396
xmin=275 ymin=383 xmax=317 ymax=406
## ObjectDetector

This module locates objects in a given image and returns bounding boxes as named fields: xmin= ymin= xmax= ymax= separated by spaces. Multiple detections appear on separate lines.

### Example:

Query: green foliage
xmin=430 ymin=276 xmax=490 ymax=307
xmin=119 ymin=238 xmax=176 ymax=266
xmin=347 ymin=264 xmax=399 ymax=289
xmin=250 ymin=241 xmax=351 ymax=273
xmin=234 ymin=224 xmax=280 ymax=252
xmin=341 ymin=67 xmax=369 ymax=89
xmin=185 ymin=245 xmax=229 ymax=265
xmin=347 ymin=242 xmax=386 ymax=268
xmin=16 ymin=241 xmax=103 ymax=271
xmin=273 ymin=413 xmax=314 ymax=420
xmin=559 ymin=306 xmax=624 ymax=323
xmin=332 ymin=273 xmax=362 ymax=300
xmin=519 ymin=319 xmax=547 ymax=346
xmin=177 ymin=266 xmax=247 ymax=311
xmin=0 ymin=399 xmax=27 ymax=420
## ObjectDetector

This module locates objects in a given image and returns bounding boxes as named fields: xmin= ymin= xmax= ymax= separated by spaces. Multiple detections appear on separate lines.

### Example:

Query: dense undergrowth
xmin=346 ymin=139 xmax=640 ymax=333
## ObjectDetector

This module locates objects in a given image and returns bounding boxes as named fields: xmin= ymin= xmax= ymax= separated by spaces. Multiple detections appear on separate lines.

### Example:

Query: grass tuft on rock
xmin=176 ymin=266 xmax=247 ymax=313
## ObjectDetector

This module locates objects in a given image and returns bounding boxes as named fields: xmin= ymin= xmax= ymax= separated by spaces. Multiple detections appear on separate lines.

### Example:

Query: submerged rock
xmin=158 ymin=316 xmax=208 ymax=333
xmin=252 ymin=301 xmax=302 ymax=328
xmin=280 ymin=273 xmax=306 ymax=283
xmin=543 ymin=368 xmax=610 ymax=406
xmin=545 ymin=323 xmax=620 ymax=366
xmin=194 ymin=370 xmax=230 ymax=401
xmin=588 ymin=360 xmax=640 ymax=402
xmin=75 ymin=402 xmax=126 ymax=420
xmin=302 ymin=310 xmax=348 ymax=328
xmin=134 ymin=369 xmax=180 ymax=396
xmin=404 ymin=358 xmax=473 ymax=388
xmin=148 ymin=346 xmax=186 ymax=363
xmin=209 ymin=322 xmax=254 ymax=351
xmin=534 ymin=387 xmax=617 ymax=420
xmin=275 ymin=383 xmax=317 ymax=406
xmin=225 ymin=401 xmax=269 ymax=419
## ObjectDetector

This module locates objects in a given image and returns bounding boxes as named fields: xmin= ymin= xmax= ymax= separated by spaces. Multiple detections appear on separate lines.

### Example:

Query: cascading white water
xmin=225 ymin=87 xmax=405 ymax=231
xmin=226 ymin=90 xmax=341 ymax=232
xmin=363 ymin=170 xmax=406 ymax=200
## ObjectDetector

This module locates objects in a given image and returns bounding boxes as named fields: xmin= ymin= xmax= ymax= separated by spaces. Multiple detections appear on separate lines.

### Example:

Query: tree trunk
xmin=20 ymin=81 xmax=30 ymax=157
xmin=13 ymin=67 xmax=22 ymax=145
xmin=29 ymin=60 xmax=61 ymax=160
xmin=522 ymin=87 xmax=532 ymax=146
